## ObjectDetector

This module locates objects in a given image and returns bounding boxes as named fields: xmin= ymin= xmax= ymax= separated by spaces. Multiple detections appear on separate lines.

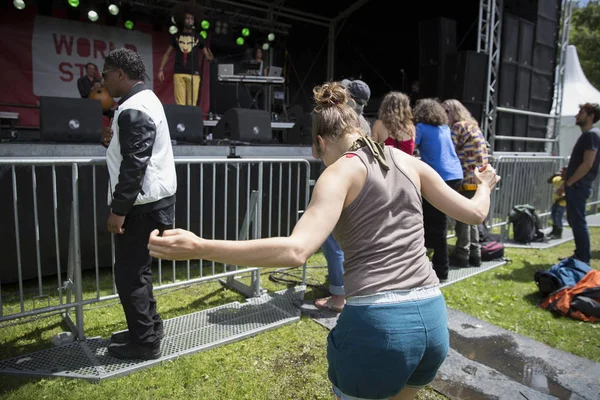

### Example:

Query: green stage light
xmin=124 ymin=20 xmax=134 ymax=30
xmin=13 ymin=0 xmax=26 ymax=10
xmin=200 ymin=30 xmax=208 ymax=39
xmin=68 ymin=0 xmax=79 ymax=7
xmin=236 ymin=37 xmax=244 ymax=46
xmin=169 ymin=25 xmax=178 ymax=35
xmin=201 ymin=20 xmax=210 ymax=30
xmin=241 ymin=28 xmax=250 ymax=37
xmin=108 ymin=4 xmax=119 ymax=16
xmin=268 ymin=33 xmax=275 ymax=42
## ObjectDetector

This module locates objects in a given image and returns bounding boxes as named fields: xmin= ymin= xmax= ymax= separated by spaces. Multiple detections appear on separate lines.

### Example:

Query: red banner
xmin=0 ymin=7 xmax=210 ymax=128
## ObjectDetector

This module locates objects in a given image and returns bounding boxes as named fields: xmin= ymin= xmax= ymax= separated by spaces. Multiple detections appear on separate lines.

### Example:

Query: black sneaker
xmin=469 ymin=256 xmax=482 ymax=267
xmin=111 ymin=323 xmax=164 ymax=344
xmin=107 ymin=341 xmax=161 ymax=360
xmin=449 ymin=255 xmax=469 ymax=268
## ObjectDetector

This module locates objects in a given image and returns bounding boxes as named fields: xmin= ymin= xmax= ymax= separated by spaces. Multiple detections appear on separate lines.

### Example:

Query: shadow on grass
xmin=494 ymin=261 xmax=553 ymax=283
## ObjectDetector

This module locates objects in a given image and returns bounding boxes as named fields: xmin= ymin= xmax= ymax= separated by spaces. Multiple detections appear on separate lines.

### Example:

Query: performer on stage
xmin=157 ymin=7 xmax=214 ymax=106
xmin=77 ymin=63 xmax=102 ymax=98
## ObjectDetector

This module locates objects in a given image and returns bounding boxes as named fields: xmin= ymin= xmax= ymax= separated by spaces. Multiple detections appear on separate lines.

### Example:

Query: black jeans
xmin=114 ymin=213 xmax=167 ymax=348
xmin=423 ymin=179 xmax=463 ymax=280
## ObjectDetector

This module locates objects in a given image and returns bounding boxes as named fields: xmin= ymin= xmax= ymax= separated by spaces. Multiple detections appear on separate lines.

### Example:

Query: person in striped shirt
xmin=443 ymin=99 xmax=489 ymax=268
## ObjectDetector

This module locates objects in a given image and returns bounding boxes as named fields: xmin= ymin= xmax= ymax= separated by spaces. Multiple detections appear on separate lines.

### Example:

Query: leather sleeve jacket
xmin=111 ymin=109 xmax=156 ymax=216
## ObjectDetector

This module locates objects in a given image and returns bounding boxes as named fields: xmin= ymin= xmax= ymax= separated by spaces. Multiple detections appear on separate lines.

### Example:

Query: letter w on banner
xmin=32 ymin=16 xmax=154 ymax=98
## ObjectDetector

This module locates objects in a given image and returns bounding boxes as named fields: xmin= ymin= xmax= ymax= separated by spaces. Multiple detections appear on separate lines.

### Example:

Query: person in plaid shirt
xmin=443 ymin=100 xmax=489 ymax=268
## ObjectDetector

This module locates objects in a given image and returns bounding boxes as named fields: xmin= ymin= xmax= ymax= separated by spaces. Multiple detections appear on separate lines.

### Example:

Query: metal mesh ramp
xmin=503 ymin=227 xmax=574 ymax=249
xmin=0 ymin=286 xmax=305 ymax=382
xmin=441 ymin=259 xmax=507 ymax=287
xmin=587 ymin=213 xmax=600 ymax=227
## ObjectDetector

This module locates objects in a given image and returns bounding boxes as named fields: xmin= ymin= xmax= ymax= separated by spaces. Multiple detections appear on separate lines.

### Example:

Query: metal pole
xmin=327 ymin=22 xmax=336 ymax=81
xmin=71 ymin=164 xmax=85 ymax=340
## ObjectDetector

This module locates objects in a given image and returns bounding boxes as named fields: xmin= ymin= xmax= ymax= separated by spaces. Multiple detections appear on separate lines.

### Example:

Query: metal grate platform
xmin=441 ymin=259 xmax=507 ymax=287
xmin=0 ymin=286 xmax=305 ymax=382
xmin=587 ymin=213 xmax=600 ymax=227
xmin=503 ymin=227 xmax=574 ymax=249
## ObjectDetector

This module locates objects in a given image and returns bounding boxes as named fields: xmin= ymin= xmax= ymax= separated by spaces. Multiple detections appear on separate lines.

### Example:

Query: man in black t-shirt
xmin=558 ymin=102 xmax=600 ymax=264
xmin=157 ymin=12 xmax=213 ymax=106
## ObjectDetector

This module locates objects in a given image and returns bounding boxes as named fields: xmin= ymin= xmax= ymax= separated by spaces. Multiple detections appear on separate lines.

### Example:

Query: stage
xmin=0 ymin=141 xmax=315 ymax=159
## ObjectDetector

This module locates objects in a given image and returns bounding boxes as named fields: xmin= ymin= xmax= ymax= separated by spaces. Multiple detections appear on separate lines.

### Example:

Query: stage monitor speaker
xmin=213 ymin=108 xmax=272 ymax=143
xmin=418 ymin=17 xmax=457 ymax=65
xmin=163 ymin=104 xmax=204 ymax=144
xmin=40 ymin=97 xmax=103 ymax=143
xmin=444 ymin=51 xmax=487 ymax=103
xmin=462 ymin=102 xmax=485 ymax=127
xmin=286 ymin=112 xmax=312 ymax=145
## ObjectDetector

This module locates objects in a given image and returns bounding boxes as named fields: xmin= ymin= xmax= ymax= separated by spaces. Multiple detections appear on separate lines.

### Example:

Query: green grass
xmin=1 ymin=229 xmax=600 ymax=399
xmin=442 ymin=227 xmax=600 ymax=363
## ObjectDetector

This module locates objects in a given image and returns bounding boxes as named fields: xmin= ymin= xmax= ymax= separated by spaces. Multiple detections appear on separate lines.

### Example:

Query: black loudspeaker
xmin=418 ymin=17 xmax=457 ymax=65
xmin=512 ymin=115 xmax=528 ymax=152
xmin=515 ymin=66 xmax=532 ymax=109
xmin=498 ymin=62 xmax=517 ymax=107
xmin=163 ymin=104 xmax=204 ymax=144
xmin=419 ymin=63 xmax=443 ymax=99
xmin=495 ymin=113 xmax=514 ymax=152
xmin=463 ymin=102 xmax=485 ymax=127
xmin=444 ymin=51 xmax=487 ymax=103
xmin=213 ymin=108 xmax=272 ymax=143
xmin=286 ymin=112 xmax=312 ymax=145
xmin=527 ymin=98 xmax=552 ymax=152
xmin=40 ymin=97 xmax=103 ymax=143
xmin=501 ymin=14 xmax=520 ymax=63
xmin=530 ymin=70 xmax=553 ymax=102
xmin=286 ymin=104 xmax=305 ymax=123
xmin=518 ymin=19 xmax=535 ymax=66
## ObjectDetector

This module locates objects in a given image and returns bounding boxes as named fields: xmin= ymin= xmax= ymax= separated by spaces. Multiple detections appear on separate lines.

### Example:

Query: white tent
xmin=558 ymin=45 xmax=600 ymax=157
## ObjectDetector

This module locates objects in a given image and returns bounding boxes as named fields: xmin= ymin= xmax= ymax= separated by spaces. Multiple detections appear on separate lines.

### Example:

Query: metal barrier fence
xmin=0 ymin=157 xmax=311 ymax=340
xmin=3 ymin=154 xmax=600 ymax=338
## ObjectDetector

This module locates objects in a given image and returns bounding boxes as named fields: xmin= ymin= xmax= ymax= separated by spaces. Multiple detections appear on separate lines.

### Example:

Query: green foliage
xmin=571 ymin=0 xmax=600 ymax=90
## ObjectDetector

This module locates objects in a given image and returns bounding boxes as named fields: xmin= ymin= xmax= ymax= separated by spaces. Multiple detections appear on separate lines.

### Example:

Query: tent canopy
xmin=561 ymin=45 xmax=600 ymax=116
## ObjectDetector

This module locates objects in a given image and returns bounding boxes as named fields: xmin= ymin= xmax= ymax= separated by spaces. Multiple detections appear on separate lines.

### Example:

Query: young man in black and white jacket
xmin=101 ymin=48 xmax=177 ymax=360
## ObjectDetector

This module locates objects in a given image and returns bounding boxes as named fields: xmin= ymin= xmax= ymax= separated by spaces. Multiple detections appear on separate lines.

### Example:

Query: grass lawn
xmin=0 ymin=228 xmax=599 ymax=399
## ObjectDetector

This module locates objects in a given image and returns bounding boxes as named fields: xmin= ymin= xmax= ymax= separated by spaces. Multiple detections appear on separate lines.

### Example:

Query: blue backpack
xmin=534 ymin=258 xmax=592 ymax=296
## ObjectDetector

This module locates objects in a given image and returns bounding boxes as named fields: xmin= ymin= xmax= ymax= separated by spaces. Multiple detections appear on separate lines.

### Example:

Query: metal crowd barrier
xmin=0 ymin=157 xmax=311 ymax=340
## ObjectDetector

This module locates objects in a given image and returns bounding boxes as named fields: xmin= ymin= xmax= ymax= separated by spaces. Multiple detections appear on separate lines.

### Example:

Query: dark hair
xmin=85 ymin=62 xmax=97 ymax=70
xmin=104 ymin=48 xmax=147 ymax=81
xmin=580 ymin=103 xmax=600 ymax=123
xmin=413 ymin=98 xmax=448 ymax=126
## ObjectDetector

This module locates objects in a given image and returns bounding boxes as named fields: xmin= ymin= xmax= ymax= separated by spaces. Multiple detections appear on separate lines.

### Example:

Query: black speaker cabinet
xmin=286 ymin=112 xmax=312 ymax=145
xmin=501 ymin=14 xmax=520 ymax=63
xmin=213 ymin=108 xmax=272 ymax=143
xmin=498 ymin=62 xmax=517 ymax=107
xmin=40 ymin=96 xmax=103 ymax=143
xmin=444 ymin=51 xmax=487 ymax=103
xmin=163 ymin=104 xmax=204 ymax=144
xmin=418 ymin=17 xmax=457 ymax=65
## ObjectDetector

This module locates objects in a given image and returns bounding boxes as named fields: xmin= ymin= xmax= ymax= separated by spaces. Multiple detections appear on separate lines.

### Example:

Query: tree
xmin=570 ymin=0 xmax=600 ymax=90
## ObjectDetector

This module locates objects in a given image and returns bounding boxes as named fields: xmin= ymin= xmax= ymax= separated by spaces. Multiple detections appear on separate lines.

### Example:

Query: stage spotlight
xmin=87 ymin=10 xmax=98 ymax=22
xmin=262 ymin=43 xmax=269 ymax=51
xmin=13 ymin=0 xmax=26 ymax=10
xmin=201 ymin=20 xmax=210 ymax=30
xmin=236 ymin=37 xmax=244 ymax=46
xmin=169 ymin=25 xmax=178 ymax=34
xmin=124 ymin=20 xmax=134 ymax=29
xmin=68 ymin=0 xmax=79 ymax=7
xmin=108 ymin=4 xmax=119 ymax=16
xmin=200 ymin=31 xmax=208 ymax=39
xmin=241 ymin=28 xmax=250 ymax=37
